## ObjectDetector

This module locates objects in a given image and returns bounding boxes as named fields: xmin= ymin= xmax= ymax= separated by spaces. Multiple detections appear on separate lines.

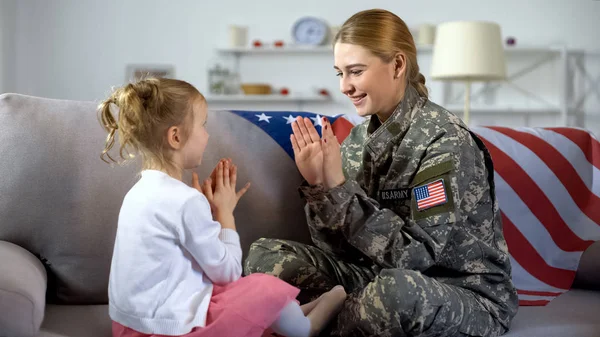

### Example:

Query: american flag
xmin=230 ymin=110 xmax=600 ymax=307
xmin=230 ymin=110 xmax=362 ymax=158
xmin=473 ymin=126 xmax=600 ymax=306
xmin=414 ymin=179 xmax=448 ymax=211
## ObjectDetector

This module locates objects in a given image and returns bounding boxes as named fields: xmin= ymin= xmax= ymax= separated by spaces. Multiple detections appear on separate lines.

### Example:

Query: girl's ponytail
xmin=99 ymin=93 xmax=121 ymax=163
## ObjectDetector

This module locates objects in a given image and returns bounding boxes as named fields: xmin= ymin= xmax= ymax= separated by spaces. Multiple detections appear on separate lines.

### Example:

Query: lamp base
xmin=463 ymin=80 xmax=471 ymax=126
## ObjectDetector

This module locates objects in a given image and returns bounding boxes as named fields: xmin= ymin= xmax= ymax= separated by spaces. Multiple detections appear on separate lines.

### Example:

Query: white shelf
xmin=446 ymin=104 xmax=560 ymax=115
xmin=216 ymin=44 xmax=567 ymax=55
xmin=216 ymin=45 xmax=333 ymax=54
xmin=205 ymin=93 xmax=330 ymax=103
xmin=216 ymin=45 xmax=435 ymax=54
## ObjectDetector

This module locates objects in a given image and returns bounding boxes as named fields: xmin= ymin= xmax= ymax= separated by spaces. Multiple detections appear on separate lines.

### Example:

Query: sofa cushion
xmin=0 ymin=240 xmax=47 ymax=337
xmin=574 ymin=240 xmax=600 ymax=290
xmin=37 ymin=305 xmax=111 ymax=337
xmin=504 ymin=289 xmax=600 ymax=337
xmin=0 ymin=94 xmax=139 ymax=304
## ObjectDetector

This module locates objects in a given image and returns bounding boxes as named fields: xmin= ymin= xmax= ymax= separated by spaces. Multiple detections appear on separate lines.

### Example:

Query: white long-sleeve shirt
xmin=108 ymin=170 xmax=242 ymax=335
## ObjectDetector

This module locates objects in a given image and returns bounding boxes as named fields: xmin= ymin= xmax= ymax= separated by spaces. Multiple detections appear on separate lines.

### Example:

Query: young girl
xmin=99 ymin=77 xmax=347 ymax=337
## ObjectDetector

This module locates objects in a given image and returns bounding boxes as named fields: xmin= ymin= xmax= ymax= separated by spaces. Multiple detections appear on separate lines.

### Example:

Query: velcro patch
xmin=379 ymin=188 xmax=412 ymax=201
xmin=414 ymin=178 xmax=448 ymax=211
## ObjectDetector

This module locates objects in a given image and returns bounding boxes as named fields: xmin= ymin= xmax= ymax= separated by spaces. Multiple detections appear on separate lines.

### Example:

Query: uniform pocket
xmin=411 ymin=160 xmax=454 ymax=187
xmin=409 ymin=160 xmax=456 ymax=222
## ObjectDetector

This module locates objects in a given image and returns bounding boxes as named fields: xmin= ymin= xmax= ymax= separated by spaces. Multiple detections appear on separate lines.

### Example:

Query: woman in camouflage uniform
xmin=244 ymin=9 xmax=518 ymax=337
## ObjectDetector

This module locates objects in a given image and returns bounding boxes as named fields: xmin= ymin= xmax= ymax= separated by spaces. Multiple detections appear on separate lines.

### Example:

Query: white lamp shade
xmin=431 ymin=21 xmax=507 ymax=81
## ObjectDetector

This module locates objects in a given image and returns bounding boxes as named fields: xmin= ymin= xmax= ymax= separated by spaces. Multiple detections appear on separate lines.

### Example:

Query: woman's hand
xmin=291 ymin=117 xmax=324 ymax=186
xmin=321 ymin=117 xmax=345 ymax=190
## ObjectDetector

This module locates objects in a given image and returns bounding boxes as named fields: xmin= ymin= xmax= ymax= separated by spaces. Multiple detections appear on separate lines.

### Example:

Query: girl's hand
xmin=205 ymin=160 xmax=250 ymax=220
xmin=192 ymin=159 xmax=250 ymax=229
xmin=192 ymin=159 xmax=222 ymax=196
xmin=321 ymin=117 xmax=345 ymax=190
xmin=191 ymin=159 xmax=223 ymax=213
xmin=291 ymin=116 xmax=324 ymax=186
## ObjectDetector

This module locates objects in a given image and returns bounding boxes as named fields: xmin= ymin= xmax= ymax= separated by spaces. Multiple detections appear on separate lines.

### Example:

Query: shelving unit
xmin=215 ymin=44 xmax=569 ymax=56
xmin=210 ymin=43 xmax=598 ymax=125
xmin=440 ymin=45 xmax=600 ymax=127
xmin=445 ymin=104 xmax=561 ymax=115
xmin=205 ymin=92 xmax=330 ymax=111
xmin=205 ymin=93 xmax=329 ymax=103
xmin=215 ymin=45 xmax=334 ymax=55
xmin=209 ymin=44 xmax=336 ymax=110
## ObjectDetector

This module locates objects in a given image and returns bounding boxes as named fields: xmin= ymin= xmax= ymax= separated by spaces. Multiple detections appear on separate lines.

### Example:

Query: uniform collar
xmin=365 ymin=85 xmax=423 ymax=160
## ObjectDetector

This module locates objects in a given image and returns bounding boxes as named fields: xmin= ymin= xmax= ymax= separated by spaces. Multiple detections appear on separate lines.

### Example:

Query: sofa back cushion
xmin=0 ymin=94 xmax=140 ymax=304
xmin=0 ymin=95 xmax=313 ymax=304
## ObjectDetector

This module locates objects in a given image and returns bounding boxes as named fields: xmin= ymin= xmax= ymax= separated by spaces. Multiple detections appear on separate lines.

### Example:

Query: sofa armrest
xmin=0 ymin=240 xmax=47 ymax=337
xmin=574 ymin=241 xmax=600 ymax=290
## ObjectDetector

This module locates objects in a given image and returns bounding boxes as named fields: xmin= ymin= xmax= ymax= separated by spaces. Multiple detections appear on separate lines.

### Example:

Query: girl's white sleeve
xmin=180 ymin=194 xmax=242 ymax=285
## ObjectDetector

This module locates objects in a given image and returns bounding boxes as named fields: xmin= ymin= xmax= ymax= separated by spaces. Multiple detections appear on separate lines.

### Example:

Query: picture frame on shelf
xmin=125 ymin=64 xmax=175 ymax=82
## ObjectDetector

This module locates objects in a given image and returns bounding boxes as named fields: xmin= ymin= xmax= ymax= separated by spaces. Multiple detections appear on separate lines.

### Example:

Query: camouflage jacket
xmin=299 ymin=86 xmax=518 ymax=327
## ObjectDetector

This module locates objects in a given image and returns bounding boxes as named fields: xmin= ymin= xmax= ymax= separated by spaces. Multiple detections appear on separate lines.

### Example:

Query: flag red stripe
xmin=519 ymin=300 xmax=551 ymax=306
xmin=418 ymin=196 xmax=446 ymax=207
xmin=489 ymin=127 xmax=600 ymax=225
xmin=517 ymin=289 xmax=563 ymax=296
xmin=477 ymin=133 xmax=593 ymax=252
xmin=502 ymin=212 xmax=576 ymax=289
xmin=420 ymin=194 xmax=445 ymax=202
xmin=429 ymin=186 xmax=444 ymax=193
xmin=418 ymin=201 xmax=444 ymax=208
xmin=332 ymin=117 xmax=355 ymax=145
xmin=426 ymin=191 xmax=444 ymax=198
xmin=546 ymin=127 xmax=600 ymax=170
xmin=418 ymin=194 xmax=446 ymax=203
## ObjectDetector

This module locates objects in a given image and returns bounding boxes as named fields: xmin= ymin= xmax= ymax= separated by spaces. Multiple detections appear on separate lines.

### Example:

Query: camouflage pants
xmin=244 ymin=238 xmax=507 ymax=337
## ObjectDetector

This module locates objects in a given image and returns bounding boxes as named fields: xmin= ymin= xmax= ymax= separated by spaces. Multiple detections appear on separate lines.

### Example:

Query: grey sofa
xmin=0 ymin=93 xmax=598 ymax=337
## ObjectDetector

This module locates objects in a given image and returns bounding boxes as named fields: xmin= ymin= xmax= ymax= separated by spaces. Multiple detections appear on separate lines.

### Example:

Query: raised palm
xmin=290 ymin=117 xmax=324 ymax=186
xmin=321 ymin=118 xmax=345 ymax=190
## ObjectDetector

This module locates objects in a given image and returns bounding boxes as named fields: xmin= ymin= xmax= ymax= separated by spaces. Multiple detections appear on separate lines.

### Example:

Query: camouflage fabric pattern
xmin=245 ymin=238 xmax=506 ymax=337
xmin=245 ymin=85 xmax=518 ymax=336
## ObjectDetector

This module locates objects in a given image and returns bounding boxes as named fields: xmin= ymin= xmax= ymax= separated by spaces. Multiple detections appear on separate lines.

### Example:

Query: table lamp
xmin=431 ymin=21 xmax=507 ymax=125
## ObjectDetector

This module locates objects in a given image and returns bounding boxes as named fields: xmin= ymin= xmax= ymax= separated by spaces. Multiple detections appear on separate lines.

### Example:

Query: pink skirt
xmin=112 ymin=273 xmax=300 ymax=337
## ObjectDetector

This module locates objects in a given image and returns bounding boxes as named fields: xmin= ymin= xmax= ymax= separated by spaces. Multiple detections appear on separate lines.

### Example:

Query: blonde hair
xmin=334 ymin=9 xmax=428 ymax=98
xmin=98 ymin=77 xmax=204 ymax=171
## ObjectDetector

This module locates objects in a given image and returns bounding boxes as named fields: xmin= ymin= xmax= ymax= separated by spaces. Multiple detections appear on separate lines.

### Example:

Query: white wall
xmin=9 ymin=0 xmax=600 ymax=130
xmin=0 ymin=0 xmax=16 ymax=94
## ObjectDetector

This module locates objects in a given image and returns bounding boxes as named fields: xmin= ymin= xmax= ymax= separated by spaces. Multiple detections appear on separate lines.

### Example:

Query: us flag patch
xmin=414 ymin=179 xmax=448 ymax=211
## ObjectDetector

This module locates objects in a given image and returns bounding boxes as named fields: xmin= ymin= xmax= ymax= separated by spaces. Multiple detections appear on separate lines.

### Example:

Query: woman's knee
xmin=336 ymin=269 xmax=462 ymax=336
xmin=243 ymin=237 xmax=284 ymax=275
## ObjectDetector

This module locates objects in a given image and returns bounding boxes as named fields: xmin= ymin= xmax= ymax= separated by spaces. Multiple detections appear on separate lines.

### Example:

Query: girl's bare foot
xmin=306 ymin=286 xmax=347 ymax=336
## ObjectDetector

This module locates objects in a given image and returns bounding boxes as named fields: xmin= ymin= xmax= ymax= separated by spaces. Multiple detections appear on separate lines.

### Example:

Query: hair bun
xmin=133 ymin=79 xmax=164 ymax=110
